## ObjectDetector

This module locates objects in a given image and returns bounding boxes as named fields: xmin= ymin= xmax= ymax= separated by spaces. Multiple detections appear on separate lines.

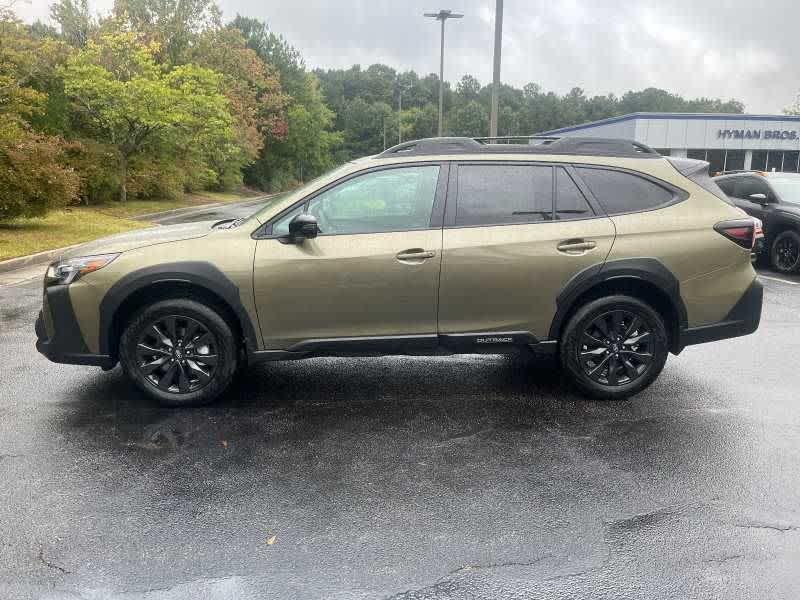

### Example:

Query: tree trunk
xmin=119 ymin=155 xmax=128 ymax=203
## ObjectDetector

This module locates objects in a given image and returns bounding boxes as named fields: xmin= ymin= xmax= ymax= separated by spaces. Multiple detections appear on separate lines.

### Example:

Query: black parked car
xmin=714 ymin=171 xmax=800 ymax=273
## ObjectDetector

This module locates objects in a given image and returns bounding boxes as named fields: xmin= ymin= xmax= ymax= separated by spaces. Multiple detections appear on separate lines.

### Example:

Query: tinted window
xmin=456 ymin=164 xmax=553 ymax=226
xmin=555 ymin=168 xmax=593 ymax=220
xmin=303 ymin=165 xmax=439 ymax=235
xmin=716 ymin=178 xmax=735 ymax=196
xmin=732 ymin=176 xmax=772 ymax=200
xmin=576 ymin=167 xmax=674 ymax=214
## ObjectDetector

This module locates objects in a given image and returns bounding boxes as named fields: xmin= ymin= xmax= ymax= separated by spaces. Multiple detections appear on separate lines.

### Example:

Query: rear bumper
xmin=35 ymin=286 xmax=115 ymax=369
xmin=677 ymin=278 xmax=763 ymax=351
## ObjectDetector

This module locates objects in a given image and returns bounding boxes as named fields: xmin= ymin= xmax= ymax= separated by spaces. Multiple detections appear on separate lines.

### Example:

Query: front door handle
xmin=557 ymin=239 xmax=597 ymax=254
xmin=396 ymin=248 xmax=436 ymax=261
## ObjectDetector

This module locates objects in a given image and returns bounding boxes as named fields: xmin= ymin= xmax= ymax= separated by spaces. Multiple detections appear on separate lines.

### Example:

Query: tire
xmin=119 ymin=299 xmax=238 ymax=407
xmin=559 ymin=295 xmax=669 ymax=401
xmin=770 ymin=230 xmax=800 ymax=274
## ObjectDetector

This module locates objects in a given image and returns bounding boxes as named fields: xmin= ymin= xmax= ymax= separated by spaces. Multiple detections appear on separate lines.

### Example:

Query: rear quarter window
xmin=575 ymin=167 xmax=675 ymax=215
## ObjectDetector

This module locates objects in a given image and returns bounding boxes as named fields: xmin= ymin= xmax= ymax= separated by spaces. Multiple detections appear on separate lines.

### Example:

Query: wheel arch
xmin=99 ymin=262 xmax=259 ymax=360
xmin=549 ymin=258 xmax=688 ymax=353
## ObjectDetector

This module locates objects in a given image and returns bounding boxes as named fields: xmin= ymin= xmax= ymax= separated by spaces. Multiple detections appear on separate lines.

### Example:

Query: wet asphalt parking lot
xmin=1 ymin=204 xmax=799 ymax=599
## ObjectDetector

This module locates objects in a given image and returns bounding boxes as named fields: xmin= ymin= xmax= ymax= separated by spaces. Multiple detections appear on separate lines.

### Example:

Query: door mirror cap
xmin=287 ymin=213 xmax=320 ymax=243
xmin=748 ymin=193 xmax=769 ymax=204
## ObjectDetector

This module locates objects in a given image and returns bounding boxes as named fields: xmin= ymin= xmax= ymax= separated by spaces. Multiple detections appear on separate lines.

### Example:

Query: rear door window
xmin=455 ymin=164 xmax=553 ymax=226
xmin=575 ymin=167 xmax=675 ymax=215
xmin=555 ymin=168 xmax=594 ymax=220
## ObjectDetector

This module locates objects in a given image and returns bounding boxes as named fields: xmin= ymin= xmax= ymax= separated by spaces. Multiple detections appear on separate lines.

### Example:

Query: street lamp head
xmin=424 ymin=9 xmax=464 ymax=21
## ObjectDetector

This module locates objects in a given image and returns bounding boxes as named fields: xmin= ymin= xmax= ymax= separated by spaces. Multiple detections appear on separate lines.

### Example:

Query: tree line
xmin=1 ymin=0 xmax=745 ymax=221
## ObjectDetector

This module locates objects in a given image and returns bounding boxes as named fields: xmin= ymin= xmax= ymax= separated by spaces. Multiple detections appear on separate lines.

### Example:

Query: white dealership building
xmin=540 ymin=112 xmax=800 ymax=174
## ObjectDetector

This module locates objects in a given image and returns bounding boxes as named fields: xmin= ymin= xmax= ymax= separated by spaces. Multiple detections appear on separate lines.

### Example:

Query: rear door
xmin=438 ymin=162 xmax=616 ymax=340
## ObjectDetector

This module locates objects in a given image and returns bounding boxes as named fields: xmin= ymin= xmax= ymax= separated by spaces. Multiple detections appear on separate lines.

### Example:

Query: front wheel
xmin=770 ymin=230 xmax=800 ymax=274
xmin=559 ymin=295 xmax=669 ymax=400
xmin=119 ymin=299 xmax=238 ymax=407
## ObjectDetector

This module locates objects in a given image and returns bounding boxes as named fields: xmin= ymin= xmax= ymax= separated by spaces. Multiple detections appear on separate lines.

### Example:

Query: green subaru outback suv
xmin=36 ymin=137 xmax=763 ymax=406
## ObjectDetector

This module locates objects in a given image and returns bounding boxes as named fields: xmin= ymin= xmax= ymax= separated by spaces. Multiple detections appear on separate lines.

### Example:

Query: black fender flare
xmin=98 ymin=261 xmax=260 ymax=356
xmin=548 ymin=257 xmax=688 ymax=341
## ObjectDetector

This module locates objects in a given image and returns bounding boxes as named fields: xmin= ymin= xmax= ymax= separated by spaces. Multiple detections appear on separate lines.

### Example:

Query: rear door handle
xmin=396 ymin=248 xmax=436 ymax=261
xmin=557 ymin=240 xmax=597 ymax=253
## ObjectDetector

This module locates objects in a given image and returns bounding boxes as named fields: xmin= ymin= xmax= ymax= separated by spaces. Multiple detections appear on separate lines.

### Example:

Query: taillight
xmin=714 ymin=218 xmax=759 ymax=249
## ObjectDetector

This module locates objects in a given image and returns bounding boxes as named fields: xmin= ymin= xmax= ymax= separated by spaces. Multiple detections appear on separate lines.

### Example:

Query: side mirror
xmin=287 ymin=213 xmax=319 ymax=243
xmin=748 ymin=193 xmax=769 ymax=204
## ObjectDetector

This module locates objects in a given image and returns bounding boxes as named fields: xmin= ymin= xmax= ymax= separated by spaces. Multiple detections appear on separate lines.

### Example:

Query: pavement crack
xmin=736 ymin=522 xmax=799 ymax=532
xmin=704 ymin=554 xmax=743 ymax=564
xmin=38 ymin=547 xmax=71 ymax=575
xmin=443 ymin=554 xmax=551 ymax=578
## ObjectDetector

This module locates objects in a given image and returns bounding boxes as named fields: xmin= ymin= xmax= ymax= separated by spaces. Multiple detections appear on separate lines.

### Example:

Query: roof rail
xmin=376 ymin=136 xmax=660 ymax=159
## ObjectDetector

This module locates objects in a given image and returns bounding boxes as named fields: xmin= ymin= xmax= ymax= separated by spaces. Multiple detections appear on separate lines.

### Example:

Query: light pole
xmin=424 ymin=9 xmax=463 ymax=137
xmin=489 ymin=0 xmax=503 ymax=137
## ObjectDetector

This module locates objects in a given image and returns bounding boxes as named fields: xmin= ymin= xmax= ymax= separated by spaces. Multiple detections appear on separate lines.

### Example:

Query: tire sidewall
xmin=560 ymin=295 xmax=669 ymax=400
xmin=119 ymin=299 xmax=237 ymax=407
xmin=771 ymin=231 xmax=800 ymax=274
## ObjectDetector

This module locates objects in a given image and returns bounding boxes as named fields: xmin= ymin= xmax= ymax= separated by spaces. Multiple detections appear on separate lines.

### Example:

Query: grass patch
xmin=0 ymin=188 xmax=264 ymax=261
xmin=0 ymin=208 xmax=149 ymax=261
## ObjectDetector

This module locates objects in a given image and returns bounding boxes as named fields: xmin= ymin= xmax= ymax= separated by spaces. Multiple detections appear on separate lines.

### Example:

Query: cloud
xmin=15 ymin=0 xmax=799 ymax=112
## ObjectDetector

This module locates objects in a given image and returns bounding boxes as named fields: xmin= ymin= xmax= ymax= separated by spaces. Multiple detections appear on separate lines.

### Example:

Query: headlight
xmin=45 ymin=253 xmax=120 ymax=286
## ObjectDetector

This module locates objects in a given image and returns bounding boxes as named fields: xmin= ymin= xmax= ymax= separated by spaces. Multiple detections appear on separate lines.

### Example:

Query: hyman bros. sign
xmin=717 ymin=129 xmax=799 ymax=140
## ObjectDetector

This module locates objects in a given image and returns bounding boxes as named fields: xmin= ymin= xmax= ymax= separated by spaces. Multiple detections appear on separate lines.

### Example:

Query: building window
xmin=751 ymin=151 xmax=768 ymax=171
xmin=783 ymin=151 xmax=800 ymax=173
xmin=767 ymin=151 xmax=783 ymax=172
xmin=687 ymin=149 xmax=706 ymax=161
xmin=706 ymin=150 xmax=725 ymax=175
xmin=725 ymin=150 xmax=746 ymax=172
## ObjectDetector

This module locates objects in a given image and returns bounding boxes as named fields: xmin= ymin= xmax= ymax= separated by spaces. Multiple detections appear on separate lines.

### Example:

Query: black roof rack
xmin=376 ymin=136 xmax=661 ymax=159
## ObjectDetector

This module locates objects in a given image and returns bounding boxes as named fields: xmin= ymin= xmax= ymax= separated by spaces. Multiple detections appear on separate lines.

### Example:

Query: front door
xmin=438 ymin=163 xmax=616 ymax=339
xmin=253 ymin=164 xmax=446 ymax=350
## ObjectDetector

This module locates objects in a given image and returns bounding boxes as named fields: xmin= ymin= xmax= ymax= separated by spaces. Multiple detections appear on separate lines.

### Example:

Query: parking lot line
xmin=759 ymin=274 xmax=800 ymax=286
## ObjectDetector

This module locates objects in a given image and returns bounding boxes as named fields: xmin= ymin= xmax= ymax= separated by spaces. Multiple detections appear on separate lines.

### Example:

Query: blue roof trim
xmin=539 ymin=112 xmax=800 ymax=135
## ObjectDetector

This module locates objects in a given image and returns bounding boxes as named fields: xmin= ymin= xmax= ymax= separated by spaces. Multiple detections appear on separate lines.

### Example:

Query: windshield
xmin=769 ymin=178 xmax=800 ymax=205
xmin=245 ymin=162 xmax=357 ymax=224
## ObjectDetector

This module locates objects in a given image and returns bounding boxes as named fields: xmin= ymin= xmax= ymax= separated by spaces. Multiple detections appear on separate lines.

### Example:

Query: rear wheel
xmin=770 ymin=230 xmax=800 ymax=273
xmin=560 ymin=295 xmax=668 ymax=400
xmin=119 ymin=299 xmax=238 ymax=407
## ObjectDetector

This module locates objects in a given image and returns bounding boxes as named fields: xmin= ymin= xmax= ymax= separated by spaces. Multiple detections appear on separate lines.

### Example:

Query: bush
xmin=0 ymin=130 xmax=79 ymax=221
xmin=63 ymin=139 xmax=120 ymax=205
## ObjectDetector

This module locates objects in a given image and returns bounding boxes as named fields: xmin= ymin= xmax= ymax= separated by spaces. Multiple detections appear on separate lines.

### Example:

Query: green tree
xmin=0 ymin=17 xmax=78 ymax=220
xmin=448 ymin=99 xmax=488 ymax=137
xmin=186 ymin=25 xmax=288 ymax=189
xmin=112 ymin=0 xmax=221 ymax=64
xmin=50 ymin=0 xmax=95 ymax=47
xmin=61 ymin=30 xmax=236 ymax=201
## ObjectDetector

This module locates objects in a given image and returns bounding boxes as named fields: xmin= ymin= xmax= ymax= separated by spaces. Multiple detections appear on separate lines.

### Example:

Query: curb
xmin=0 ymin=244 xmax=81 ymax=274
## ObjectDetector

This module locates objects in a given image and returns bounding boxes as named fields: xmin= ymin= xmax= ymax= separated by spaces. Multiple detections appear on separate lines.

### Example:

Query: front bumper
xmin=677 ymin=278 xmax=763 ymax=351
xmin=35 ymin=285 xmax=115 ymax=368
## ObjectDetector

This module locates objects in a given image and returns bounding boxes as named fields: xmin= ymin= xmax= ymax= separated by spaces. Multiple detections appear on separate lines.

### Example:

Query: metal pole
xmin=489 ymin=0 xmax=503 ymax=137
xmin=438 ymin=17 xmax=445 ymax=137
xmin=398 ymin=88 xmax=403 ymax=144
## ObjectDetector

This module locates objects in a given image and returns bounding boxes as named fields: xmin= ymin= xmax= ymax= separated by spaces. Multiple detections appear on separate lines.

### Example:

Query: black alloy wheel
xmin=136 ymin=315 xmax=218 ymax=394
xmin=771 ymin=231 xmax=800 ymax=273
xmin=560 ymin=295 xmax=668 ymax=400
xmin=578 ymin=310 xmax=653 ymax=387
xmin=119 ymin=299 xmax=238 ymax=407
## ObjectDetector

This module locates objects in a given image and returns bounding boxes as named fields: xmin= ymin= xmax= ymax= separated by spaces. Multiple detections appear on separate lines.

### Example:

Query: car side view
xmin=36 ymin=136 xmax=763 ymax=406
xmin=714 ymin=170 xmax=800 ymax=273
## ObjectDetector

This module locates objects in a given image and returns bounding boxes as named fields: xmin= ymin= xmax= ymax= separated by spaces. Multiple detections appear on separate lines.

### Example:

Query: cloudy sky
xmin=16 ymin=0 xmax=799 ymax=113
